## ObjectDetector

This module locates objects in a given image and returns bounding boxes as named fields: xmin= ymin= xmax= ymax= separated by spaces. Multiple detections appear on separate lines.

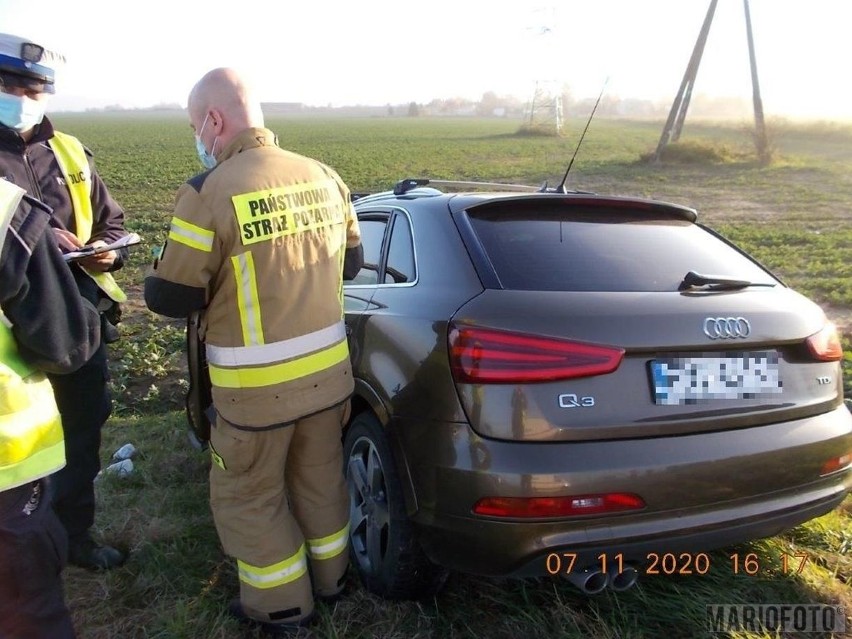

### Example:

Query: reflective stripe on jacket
xmin=0 ymin=181 xmax=65 ymax=491
xmin=206 ymin=319 xmax=348 ymax=389
xmin=48 ymin=131 xmax=127 ymax=303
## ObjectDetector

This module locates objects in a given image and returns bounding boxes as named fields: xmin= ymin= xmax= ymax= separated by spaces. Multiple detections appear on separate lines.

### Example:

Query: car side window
xmin=348 ymin=218 xmax=388 ymax=285
xmin=384 ymin=215 xmax=415 ymax=284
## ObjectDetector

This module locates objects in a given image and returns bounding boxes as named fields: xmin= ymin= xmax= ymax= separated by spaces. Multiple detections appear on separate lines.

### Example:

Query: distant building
xmin=262 ymin=102 xmax=306 ymax=114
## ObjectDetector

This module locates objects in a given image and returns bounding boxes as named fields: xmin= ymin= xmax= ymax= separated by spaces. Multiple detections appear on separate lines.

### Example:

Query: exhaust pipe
xmin=563 ymin=567 xmax=609 ymax=595
xmin=608 ymin=565 xmax=639 ymax=592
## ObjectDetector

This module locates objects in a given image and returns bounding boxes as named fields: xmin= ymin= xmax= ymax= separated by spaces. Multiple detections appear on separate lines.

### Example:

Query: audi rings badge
xmin=703 ymin=317 xmax=751 ymax=339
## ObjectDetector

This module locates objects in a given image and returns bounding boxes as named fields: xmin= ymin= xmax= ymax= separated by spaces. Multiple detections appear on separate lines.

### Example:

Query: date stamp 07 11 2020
xmin=544 ymin=550 xmax=813 ymax=578
xmin=544 ymin=551 xmax=847 ymax=634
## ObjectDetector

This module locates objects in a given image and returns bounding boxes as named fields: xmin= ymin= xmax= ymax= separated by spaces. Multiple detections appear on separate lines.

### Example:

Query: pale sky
xmin=2 ymin=0 xmax=850 ymax=120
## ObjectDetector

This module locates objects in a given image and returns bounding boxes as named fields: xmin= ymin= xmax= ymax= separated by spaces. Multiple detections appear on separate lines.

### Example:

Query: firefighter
xmin=0 ymin=31 xmax=129 ymax=569
xmin=145 ymin=67 xmax=363 ymax=635
xmin=0 ymin=179 xmax=101 ymax=638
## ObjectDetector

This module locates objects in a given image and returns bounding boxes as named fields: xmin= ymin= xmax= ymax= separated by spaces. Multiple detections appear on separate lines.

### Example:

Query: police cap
xmin=0 ymin=32 xmax=65 ymax=94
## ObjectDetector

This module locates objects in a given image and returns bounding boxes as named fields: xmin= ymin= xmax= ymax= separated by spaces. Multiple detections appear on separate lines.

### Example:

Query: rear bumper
xmin=415 ymin=481 xmax=848 ymax=577
xmin=392 ymin=405 xmax=852 ymax=577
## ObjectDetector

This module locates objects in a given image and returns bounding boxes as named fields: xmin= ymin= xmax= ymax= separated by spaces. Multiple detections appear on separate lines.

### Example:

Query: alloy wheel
xmin=346 ymin=435 xmax=391 ymax=574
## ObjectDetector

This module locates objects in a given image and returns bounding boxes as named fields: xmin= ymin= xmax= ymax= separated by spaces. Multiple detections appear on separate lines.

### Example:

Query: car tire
xmin=343 ymin=411 xmax=449 ymax=600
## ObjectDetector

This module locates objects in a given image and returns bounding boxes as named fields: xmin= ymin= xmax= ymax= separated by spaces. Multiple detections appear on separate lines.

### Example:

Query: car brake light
xmin=448 ymin=325 xmax=624 ymax=383
xmin=820 ymin=450 xmax=852 ymax=476
xmin=805 ymin=323 xmax=842 ymax=361
xmin=473 ymin=493 xmax=646 ymax=518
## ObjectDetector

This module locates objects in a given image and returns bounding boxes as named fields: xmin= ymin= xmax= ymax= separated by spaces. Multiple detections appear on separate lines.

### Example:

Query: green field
xmin=51 ymin=113 xmax=851 ymax=638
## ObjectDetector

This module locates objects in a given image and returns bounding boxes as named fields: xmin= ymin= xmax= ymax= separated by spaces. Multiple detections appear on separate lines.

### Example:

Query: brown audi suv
xmin=341 ymin=178 xmax=852 ymax=599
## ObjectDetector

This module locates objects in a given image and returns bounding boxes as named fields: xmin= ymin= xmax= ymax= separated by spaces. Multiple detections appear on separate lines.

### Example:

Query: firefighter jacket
xmin=0 ymin=179 xmax=99 ymax=491
xmin=0 ymin=119 xmax=129 ymax=301
xmin=145 ymin=128 xmax=361 ymax=428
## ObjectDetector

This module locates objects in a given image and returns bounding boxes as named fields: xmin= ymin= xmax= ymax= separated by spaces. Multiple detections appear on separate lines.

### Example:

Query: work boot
xmin=68 ymin=535 xmax=126 ymax=570
xmin=227 ymin=599 xmax=314 ymax=637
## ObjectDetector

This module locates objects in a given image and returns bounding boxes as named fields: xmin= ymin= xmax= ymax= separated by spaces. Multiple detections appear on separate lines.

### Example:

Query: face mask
xmin=0 ymin=92 xmax=47 ymax=132
xmin=194 ymin=113 xmax=218 ymax=169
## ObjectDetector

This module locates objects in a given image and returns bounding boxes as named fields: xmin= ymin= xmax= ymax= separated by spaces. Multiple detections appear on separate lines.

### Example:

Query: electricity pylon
xmin=524 ymin=9 xmax=564 ymax=136
xmin=527 ymin=79 xmax=563 ymax=135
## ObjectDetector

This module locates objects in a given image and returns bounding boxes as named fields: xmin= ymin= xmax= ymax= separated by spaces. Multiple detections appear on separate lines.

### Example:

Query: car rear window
xmin=467 ymin=207 xmax=778 ymax=292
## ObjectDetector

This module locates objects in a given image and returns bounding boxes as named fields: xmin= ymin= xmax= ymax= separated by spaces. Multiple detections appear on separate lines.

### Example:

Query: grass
xmin=49 ymin=113 xmax=852 ymax=638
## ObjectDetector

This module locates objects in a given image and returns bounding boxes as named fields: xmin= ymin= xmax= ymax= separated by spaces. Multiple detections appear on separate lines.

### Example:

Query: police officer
xmin=145 ymin=67 xmax=363 ymax=635
xmin=0 ymin=179 xmax=101 ymax=638
xmin=0 ymin=32 xmax=129 ymax=569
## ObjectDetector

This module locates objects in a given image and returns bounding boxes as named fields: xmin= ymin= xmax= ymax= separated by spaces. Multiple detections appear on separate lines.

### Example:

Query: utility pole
xmin=744 ymin=0 xmax=769 ymax=163
xmin=654 ymin=0 xmax=770 ymax=163
xmin=653 ymin=0 xmax=718 ymax=162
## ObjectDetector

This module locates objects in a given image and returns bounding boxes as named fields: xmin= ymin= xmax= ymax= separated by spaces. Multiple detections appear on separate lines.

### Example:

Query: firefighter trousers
xmin=209 ymin=401 xmax=350 ymax=624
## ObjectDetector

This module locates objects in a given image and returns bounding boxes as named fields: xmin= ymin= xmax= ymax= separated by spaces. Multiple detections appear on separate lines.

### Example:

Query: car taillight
xmin=448 ymin=325 xmax=624 ymax=384
xmin=473 ymin=493 xmax=646 ymax=518
xmin=820 ymin=450 xmax=852 ymax=476
xmin=805 ymin=323 xmax=842 ymax=361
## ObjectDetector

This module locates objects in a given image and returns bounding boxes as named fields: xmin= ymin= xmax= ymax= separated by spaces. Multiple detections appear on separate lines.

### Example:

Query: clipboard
xmin=63 ymin=233 xmax=142 ymax=263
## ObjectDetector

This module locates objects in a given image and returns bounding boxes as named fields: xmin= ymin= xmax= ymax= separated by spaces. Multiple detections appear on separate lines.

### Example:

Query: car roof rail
xmin=353 ymin=187 xmax=441 ymax=207
xmin=393 ymin=177 xmax=542 ymax=195
xmin=393 ymin=178 xmax=431 ymax=195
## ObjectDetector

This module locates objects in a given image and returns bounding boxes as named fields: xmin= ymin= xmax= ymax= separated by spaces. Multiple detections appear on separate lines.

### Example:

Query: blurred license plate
xmin=650 ymin=352 xmax=782 ymax=405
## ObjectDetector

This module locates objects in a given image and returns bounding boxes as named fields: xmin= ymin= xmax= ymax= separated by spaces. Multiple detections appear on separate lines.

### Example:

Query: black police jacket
xmin=0 ymin=117 xmax=128 ymax=269
xmin=0 ymin=192 xmax=100 ymax=374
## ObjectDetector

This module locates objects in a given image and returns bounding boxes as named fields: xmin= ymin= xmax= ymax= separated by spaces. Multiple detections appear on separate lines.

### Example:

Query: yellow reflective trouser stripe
xmin=208 ymin=339 xmax=348 ymax=389
xmin=168 ymin=217 xmax=215 ymax=252
xmin=237 ymin=544 xmax=308 ymax=589
xmin=306 ymin=523 xmax=349 ymax=561
xmin=231 ymin=253 xmax=264 ymax=346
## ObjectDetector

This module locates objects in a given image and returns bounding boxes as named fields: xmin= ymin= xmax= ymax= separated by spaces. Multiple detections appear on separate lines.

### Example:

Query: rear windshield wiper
xmin=678 ymin=270 xmax=775 ymax=291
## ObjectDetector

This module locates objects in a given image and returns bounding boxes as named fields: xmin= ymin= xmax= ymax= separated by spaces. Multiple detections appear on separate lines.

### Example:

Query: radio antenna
xmin=555 ymin=76 xmax=609 ymax=193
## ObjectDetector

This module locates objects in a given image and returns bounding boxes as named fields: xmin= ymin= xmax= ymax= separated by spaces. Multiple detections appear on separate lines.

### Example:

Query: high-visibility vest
xmin=0 ymin=181 xmax=65 ymax=491
xmin=48 ymin=131 xmax=127 ymax=303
